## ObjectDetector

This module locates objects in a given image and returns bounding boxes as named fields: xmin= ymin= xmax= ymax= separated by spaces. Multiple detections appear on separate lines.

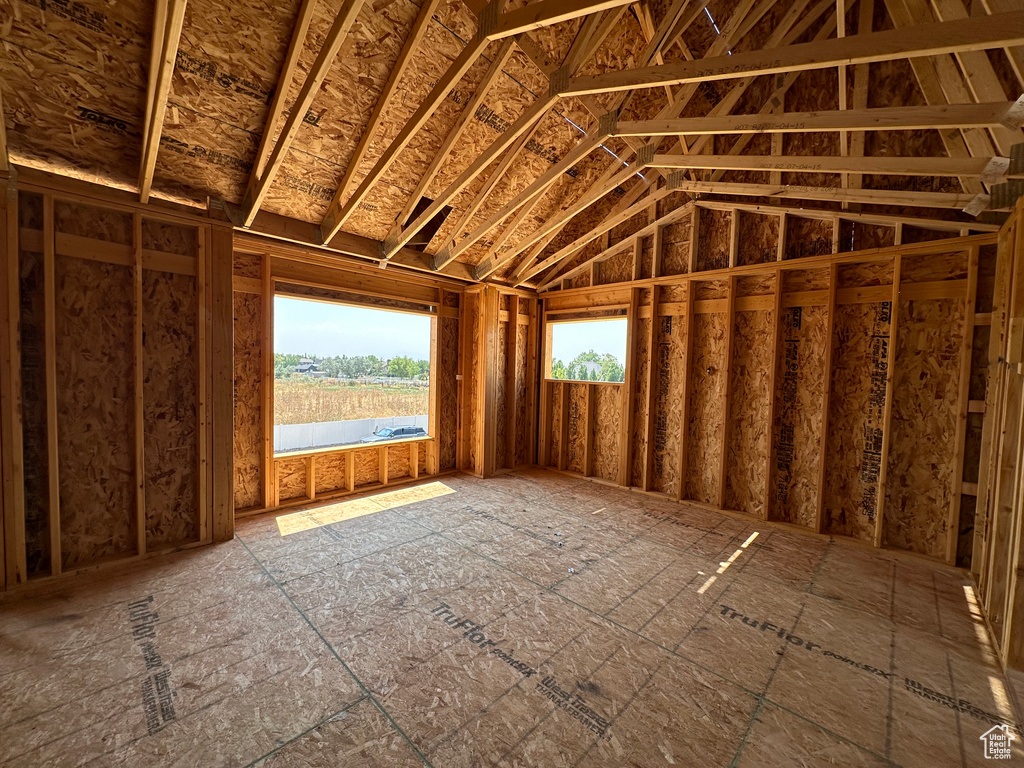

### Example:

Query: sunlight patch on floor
xmin=276 ymin=481 xmax=455 ymax=536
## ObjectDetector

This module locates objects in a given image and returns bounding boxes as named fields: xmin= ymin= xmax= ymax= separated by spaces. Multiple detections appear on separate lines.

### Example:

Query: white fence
xmin=274 ymin=414 xmax=429 ymax=453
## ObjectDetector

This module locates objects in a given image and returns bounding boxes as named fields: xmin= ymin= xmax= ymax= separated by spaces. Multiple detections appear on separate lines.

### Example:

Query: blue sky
xmin=275 ymin=297 xmax=431 ymax=359
xmin=550 ymin=318 xmax=627 ymax=364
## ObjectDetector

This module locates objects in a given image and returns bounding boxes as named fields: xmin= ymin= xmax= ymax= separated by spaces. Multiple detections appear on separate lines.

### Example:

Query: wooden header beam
xmin=558 ymin=10 xmax=1024 ymax=96
xmin=648 ymin=153 xmax=1009 ymax=179
xmin=613 ymin=101 xmax=1019 ymax=137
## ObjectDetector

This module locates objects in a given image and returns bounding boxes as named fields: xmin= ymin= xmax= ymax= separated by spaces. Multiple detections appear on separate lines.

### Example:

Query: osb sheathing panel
xmin=315 ymin=453 xmax=348 ymax=495
xmin=233 ymin=291 xmax=264 ymax=511
xmin=695 ymin=208 xmax=730 ymax=272
xmin=685 ymin=312 xmax=726 ymax=504
xmin=784 ymin=268 xmax=830 ymax=292
xmin=592 ymin=385 xmax=621 ymax=482
xmin=653 ymin=313 xmax=687 ymax=496
xmin=0 ymin=5 xmax=148 ymax=189
xmin=233 ymin=251 xmax=263 ymax=279
xmin=18 ymin=207 xmax=51 ymax=578
xmin=597 ymin=250 xmax=634 ymax=286
xmin=822 ymin=302 xmax=892 ymax=542
xmin=839 ymin=220 xmax=895 ymax=253
xmin=277 ymin=457 xmax=309 ymax=501
xmin=142 ymin=269 xmax=199 ymax=549
xmin=771 ymin=305 xmax=827 ymax=529
xmin=55 ymin=255 xmax=136 ymax=569
xmin=567 ymin=383 xmax=587 ymax=475
xmin=388 ymin=443 xmax=412 ymax=481
xmin=631 ymin=317 xmax=651 ymax=487
xmin=882 ymin=299 xmax=965 ymax=558
xmin=660 ymin=220 xmax=690 ymax=277
xmin=354 ymin=447 xmax=380 ymax=487
xmin=724 ymin=309 xmax=773 ymax=516
xmin=837 ymin=260 xmax=893 ymax=288
xmin=735 ymin=273 xmax=772 ymax=298
xmin=737 ymin=211 xmax=779 ymax=267
xmin=784 ymin=216 xmax=833 ymax=261
xmin=439 ymin=316 xmax=460 ymax=471
xmin=901 ymin=250 xmax=968 ymax=284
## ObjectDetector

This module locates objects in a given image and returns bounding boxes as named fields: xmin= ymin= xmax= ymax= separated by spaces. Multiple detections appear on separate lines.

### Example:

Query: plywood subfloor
xmin=1 ymin=470 xmax=1020 ymax=767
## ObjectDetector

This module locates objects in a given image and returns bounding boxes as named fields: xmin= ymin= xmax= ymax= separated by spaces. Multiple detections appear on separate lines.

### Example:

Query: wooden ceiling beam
xmin=241 ymin=0 xmax=364 ymax=226
xmin=138 ymin=0 xmax=187 ymax=204
xmin=249 ymin=0 xmax=318 ymax=182
xmin=691 ymin=198 xmax=999 ymax=230
xmin=558 ymin=10 xmax=1024 ymax=96
xmin=612 ymin=101 xmax=1020 ymax=136
xmin=979 ymin=0 xmax=1024 ymax=89
xmin=649 ymin=153 xmax=1009 ymax=178
xmin=490 ymin=0 xmax=637 ymax=40
xmin=657 ymin=179 xmax=977 ymax=208
xmin=317 ymin=0 xmax=442 ymax=232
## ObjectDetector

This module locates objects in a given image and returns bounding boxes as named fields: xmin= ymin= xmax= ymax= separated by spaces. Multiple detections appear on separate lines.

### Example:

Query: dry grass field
xmin=274 ymin=378 xmax=429 ymax=425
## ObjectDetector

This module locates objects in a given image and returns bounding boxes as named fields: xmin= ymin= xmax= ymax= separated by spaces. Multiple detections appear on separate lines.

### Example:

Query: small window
xmin=547 ymin=318 xmax=627 ymax=382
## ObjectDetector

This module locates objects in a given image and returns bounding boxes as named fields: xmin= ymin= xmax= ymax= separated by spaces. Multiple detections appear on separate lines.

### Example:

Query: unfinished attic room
xmin=9 ymin=0 xmax=1024 ymax=767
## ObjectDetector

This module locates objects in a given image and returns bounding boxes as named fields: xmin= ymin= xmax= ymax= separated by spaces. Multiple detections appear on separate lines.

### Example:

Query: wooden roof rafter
xmin=240 ymin=0 xmax=366 ymax=226
xmin=317 ymin=0 xmax=639 ymax=245
xmin=138 ymin=0 xmax=188 ymax=204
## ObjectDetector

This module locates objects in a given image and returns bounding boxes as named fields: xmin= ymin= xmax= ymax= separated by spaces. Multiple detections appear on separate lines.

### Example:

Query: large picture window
xmin=274 ymin=296 xmax=432 ymax=453
xmin=547 ymin=318 xmax=627 ymax=382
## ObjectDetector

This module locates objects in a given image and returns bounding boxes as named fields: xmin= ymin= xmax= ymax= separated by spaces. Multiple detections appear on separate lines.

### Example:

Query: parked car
xmin=360 ymin=426 xmax=427 ymax=443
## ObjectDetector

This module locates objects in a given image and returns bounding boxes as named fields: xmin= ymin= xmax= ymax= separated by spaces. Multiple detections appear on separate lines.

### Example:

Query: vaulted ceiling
xmin=1 ymin=0 xmax=1022 ymax=286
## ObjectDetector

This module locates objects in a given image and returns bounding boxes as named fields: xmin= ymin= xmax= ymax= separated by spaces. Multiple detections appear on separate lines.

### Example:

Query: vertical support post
xmin=777 ymin=213 xmax=787 ymax=261
xmin=132 ymin=213 xmax=146 ymax=557
xmin=428 ymin=308 xmax=439 ymax=474
xmin=677 ymin=280 xmax=695 ymax=500
xmin=306 ymin=455 xmax=315 ymax=500
xmin=505 ymin=294 xmax=519 ymax=470
xmin=619 ymin=288 xmax=640 ymax=486
xmin=43 ymin=195 xmax=60 ymax=575
xmin=652 ymin=224 xmax=664 ymax=278
xmin=196 ymin=228 xmax=209 ymax=543
xmin=642 ymin=286 xmax=659 ymax=491
xmin=762 ymin=270 xmax=782 ymax=520
xmin=872 ymin=255 xmax=902 ymax=548
xmin=632 ymin=236 xmax=643 ymax=281
xmin=728 ymin=210 xmax=739 ymax=268
xmin=558 ymin=383 xmax=570 ymax=472
xmin=262 ymin=253 xmax=274 ymax=510
xmin=379 ymin=445 xmax=388 ymax=486
xmin=832 ymin=218 xmax=841 ymax=253
xmin=718 ymin=276 xmax=736 ymax=509
xmin=947 ymin=246 xmax=978 ymax=564
xmin=689 ymin=206 xmax=700 ymax=273
xmin=815 ymin=263 xmax=838 ymax=534
xmin=411 ymin=442 xmax=420 ymax=480
xmin=210 ymin=226 xmax=234 ymax=542
xmin=525 ymin=297 xmax=539 ymax=466
xmin=583 ymin=383 xmax=594 ymax=477
xmin=346 ymin=452 xmax=355 ymax=493
xmin=0 ymin=178 xmax=26 ymax=587
xmin=483 ymin=287 xmax=500 ymax=477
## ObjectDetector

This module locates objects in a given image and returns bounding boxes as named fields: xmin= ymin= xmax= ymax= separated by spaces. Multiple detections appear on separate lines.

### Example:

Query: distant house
xmin=578 ymin=361 xmax=602 ymax=378
xmin=294 ymin=358 xmax=318 ymax=374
